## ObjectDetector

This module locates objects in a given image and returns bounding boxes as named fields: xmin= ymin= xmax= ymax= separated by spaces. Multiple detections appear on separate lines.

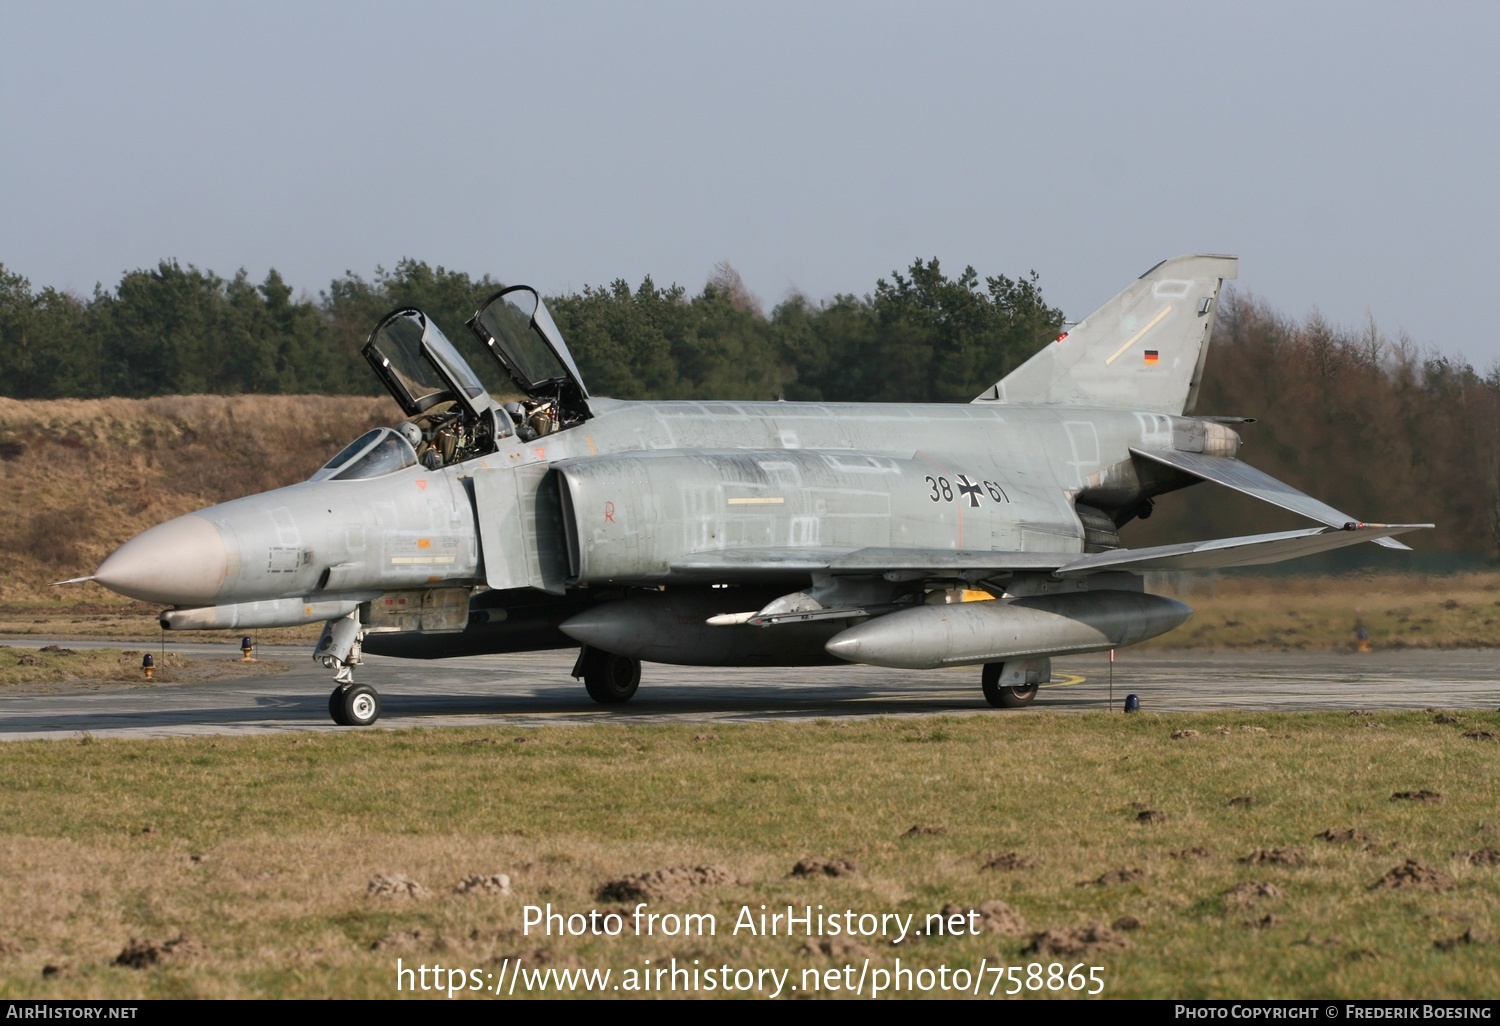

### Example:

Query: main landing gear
xmin=317 ymin=611 xmax=382 ymax=726
xmin=573 ymin=646 xmax=642 ymax=704
xmin=981 ymin=660 xmax=1044 ymax=709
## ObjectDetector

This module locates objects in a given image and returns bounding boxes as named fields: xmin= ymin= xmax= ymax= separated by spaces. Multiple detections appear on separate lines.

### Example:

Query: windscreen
xmin=334 ymin=430 xmax=418 ymax=480
xmin=317 ymin=429 xmax=384 ymax=477
xmin=309 ymin=428 xmax=417 ymax=482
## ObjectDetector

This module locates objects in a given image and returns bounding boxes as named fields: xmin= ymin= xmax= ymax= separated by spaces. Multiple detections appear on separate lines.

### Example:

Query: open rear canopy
xmin=468 ymin=286 xmax=589 ymax=404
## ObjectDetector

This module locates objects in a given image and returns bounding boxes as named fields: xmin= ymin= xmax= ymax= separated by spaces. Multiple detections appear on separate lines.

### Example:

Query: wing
xmin=669 ymin=524 xmax=1428 ymax=629
xmin=668 ymin=523 xmax=1432 ymax=580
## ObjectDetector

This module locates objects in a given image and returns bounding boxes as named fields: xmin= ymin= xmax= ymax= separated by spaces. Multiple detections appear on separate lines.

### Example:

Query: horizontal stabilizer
xmin=1054 ymin=524 xmax=1432 ymax=575
xmin=1131 ymin=448 xmax=1413 ymax=550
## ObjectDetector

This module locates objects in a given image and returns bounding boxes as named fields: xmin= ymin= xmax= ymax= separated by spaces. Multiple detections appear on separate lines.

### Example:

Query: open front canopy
xmin=362 ymin=308 xmax=495 ymax=419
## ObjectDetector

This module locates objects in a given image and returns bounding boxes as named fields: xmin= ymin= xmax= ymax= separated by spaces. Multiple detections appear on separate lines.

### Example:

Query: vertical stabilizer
xmin=974 ymin=254 xmax=1237 ymax=414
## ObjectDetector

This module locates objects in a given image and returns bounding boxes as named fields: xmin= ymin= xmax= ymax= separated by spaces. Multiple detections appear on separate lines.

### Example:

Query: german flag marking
xmin=1144 ymin=350 xmax=1159 ymax=364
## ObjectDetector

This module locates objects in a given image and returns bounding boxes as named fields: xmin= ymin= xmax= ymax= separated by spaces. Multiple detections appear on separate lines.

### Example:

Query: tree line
xmin=1138 ymin=296 xmax=1500 ymax=561
xmin=0 ymin=258 xmax=1061 ymax=404
xmin=1 ymin=257 xmax=1496 ymax=555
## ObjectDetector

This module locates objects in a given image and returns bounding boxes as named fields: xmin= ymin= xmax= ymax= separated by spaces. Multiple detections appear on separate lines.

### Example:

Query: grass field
xmin=1147 ymin=572 xmax=1500 ymax=651
xmin=0 ymin=712 xmax=1495 ymax=999
xmin=0 ymin=646 xmax=294 ymax=688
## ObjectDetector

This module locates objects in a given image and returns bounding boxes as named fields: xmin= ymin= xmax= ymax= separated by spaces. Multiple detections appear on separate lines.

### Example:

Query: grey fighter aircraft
xmin=84 ymin=256 xmax=1430 ymax=725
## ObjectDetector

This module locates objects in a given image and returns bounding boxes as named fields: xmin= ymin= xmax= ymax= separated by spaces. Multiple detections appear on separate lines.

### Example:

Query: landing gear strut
xmin=573 ymin=646 xmax=641 ymax=704
xmin=981 ymin=661 xmax=1043 ymax=709
xmin=316 ymin=610 xmax=381 ymax=725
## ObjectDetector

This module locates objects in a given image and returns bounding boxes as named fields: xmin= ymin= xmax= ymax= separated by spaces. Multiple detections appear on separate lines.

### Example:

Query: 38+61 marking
xmin=925 ymin=474 xmax=1010 ymax=507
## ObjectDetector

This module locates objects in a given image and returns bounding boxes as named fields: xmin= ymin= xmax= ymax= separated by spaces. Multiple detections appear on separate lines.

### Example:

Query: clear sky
xmin=4 ymin=1 xmax=1497 ymax=367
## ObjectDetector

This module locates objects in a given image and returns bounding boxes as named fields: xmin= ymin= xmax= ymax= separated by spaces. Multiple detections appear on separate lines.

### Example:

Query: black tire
xmin=581 ymin=649 xmax=641 ymax=704
xmin=331 ymin=683 xmax=381 ymax=726
xmin=981 ymin=662 xmax=1039 ymax=709
xmin=329 ymin=686 xmax=348 ymax=726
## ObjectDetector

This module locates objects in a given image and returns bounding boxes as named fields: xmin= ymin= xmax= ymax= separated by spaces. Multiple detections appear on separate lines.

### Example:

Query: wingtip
xmin=1366 ymin=523 xmax=1434 ymax=550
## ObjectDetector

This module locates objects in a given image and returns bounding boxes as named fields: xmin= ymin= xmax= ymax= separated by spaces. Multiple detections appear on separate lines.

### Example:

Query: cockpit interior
xmin=322 ymin=285 xmax=591 ymax=480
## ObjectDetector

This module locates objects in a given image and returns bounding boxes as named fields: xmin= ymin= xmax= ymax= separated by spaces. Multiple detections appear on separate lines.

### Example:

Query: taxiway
xmin=0 ymin=640 xmax=1495 ymax=740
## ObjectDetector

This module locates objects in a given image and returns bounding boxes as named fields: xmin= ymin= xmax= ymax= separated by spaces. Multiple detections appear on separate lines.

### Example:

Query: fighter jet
xmin=86 ymin=256 xmax=1430 ymax=725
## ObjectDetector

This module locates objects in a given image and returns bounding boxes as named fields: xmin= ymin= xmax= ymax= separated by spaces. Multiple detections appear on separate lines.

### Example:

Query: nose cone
xmin=95 ymin=514 xmax=228 ymax=605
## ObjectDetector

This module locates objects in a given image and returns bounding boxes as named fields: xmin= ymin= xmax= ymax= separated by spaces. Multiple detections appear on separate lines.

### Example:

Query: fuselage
xmin=93 ymin=397 xmax=1198 ymax=628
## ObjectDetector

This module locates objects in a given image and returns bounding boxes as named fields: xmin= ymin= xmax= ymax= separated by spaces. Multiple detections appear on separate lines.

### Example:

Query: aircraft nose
xmin=94 ymin=514 xmax=229 ymax=605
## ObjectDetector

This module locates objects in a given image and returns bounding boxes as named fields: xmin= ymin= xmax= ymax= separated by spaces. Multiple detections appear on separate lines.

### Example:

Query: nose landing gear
xmin=316 ymin=611 xmax=381 ymax=726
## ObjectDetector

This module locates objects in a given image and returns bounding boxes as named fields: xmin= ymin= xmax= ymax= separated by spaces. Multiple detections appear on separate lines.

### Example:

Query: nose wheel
xmin=330 ymin=683 xmax=381 ymax=726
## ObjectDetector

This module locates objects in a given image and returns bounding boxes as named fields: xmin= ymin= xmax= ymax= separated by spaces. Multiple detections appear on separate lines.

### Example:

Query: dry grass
xmin=0 ymin=395 xmax=389 ymax=602
xmin=1148 ymin=571 xmax=1500 ymax=650
xmin=0 ymin=646 xmax=288 ymax=688
xmin=0 ymin=713 xmax=1496 ymax=998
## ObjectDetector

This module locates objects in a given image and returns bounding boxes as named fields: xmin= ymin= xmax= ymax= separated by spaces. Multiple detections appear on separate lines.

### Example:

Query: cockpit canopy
xmin=352 ymin=287 xmax=592 ymax=471
xmin=309 ymin=427 xmax=418 ymax=482
xmin=363 ymin=309 xmax=494 ymax=420
xmin=468 ymin=286 xmax=590 ymax=405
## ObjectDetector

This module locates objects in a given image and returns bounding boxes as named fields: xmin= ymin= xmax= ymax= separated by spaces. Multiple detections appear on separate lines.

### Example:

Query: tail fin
xmin=974 ymin=254 xmax=1237 ymax=414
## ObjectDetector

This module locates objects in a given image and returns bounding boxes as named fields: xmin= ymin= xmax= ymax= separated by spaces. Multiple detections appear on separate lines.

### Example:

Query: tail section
xmin=975 ymin=254 xmax=1237 ymax=414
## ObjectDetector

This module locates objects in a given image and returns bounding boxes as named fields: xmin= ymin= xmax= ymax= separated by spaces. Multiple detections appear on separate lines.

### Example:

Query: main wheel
xmin=580 ymin=649 xmax=641 ymax=704
xmin=330 ymin=683 xmax=381 ymax=726
xmin=982 ymin=662 xmax=1039 ymax=709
